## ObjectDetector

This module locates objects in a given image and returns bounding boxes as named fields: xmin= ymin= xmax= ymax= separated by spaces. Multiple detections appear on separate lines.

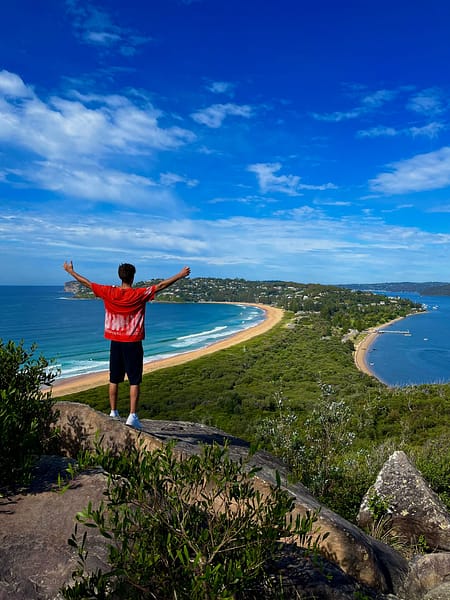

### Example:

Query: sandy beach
xmin=51 ymin=303 xmax=285 ymax=397
xmin=353 ymin=316 xmax=406 ymax=378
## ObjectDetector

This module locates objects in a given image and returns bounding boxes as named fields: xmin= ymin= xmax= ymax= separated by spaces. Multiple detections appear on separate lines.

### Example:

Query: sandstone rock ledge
xmin=0 ymin=402 xmax=448 ymax=599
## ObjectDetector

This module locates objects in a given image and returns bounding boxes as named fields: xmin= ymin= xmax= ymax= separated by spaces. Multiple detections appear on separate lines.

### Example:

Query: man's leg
xmin=130 ymin=384 xmax=140 ymax=414
xmin=109 ymin=342 xmax=125 ymax=418
xmin=126 ymin=384 xmax=142 ymax=428
xmin=124 ymin=342 xmax=144 ymax=429
xmin=109 ymin=382 xmax=119 ymax=411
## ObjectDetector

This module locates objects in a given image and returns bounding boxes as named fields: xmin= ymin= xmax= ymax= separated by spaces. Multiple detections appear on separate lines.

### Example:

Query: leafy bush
xmin=257 ymin=385 xmax=356 ymax=496
xmin=255 ymin=385 xmax=397 ymax=520
xmin=0 ymin=339 xmax=58 ymax=489
xmin=410 ymin=435 xmax=450 ymax=510
xmin=62 ymin=442 xmax=325 ymax=599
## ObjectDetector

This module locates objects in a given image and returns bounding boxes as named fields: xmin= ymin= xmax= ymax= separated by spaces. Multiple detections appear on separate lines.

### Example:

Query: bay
xmin=365 ymin=292 xmax=450 ymax=387
xmin=0 ymin=286 xmax=265 ymax=381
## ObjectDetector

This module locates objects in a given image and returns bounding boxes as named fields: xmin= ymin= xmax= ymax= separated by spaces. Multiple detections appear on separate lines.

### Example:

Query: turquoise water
xmin=0 ymin=286 xmax=265 ymax=381
xmin=364 ymin=293 xmax=450 ymax=387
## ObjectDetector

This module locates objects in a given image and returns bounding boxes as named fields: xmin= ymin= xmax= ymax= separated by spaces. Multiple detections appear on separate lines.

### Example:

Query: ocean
xmin=0 ymin=286 xmax=265 ymax=381
xmin=364 ymin=292 xmax=450 ymax=387
xmin=3 ymin=287 xmax=450 ymax=388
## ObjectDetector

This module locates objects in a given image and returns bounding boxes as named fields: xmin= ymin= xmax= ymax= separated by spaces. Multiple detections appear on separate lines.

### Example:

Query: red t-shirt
xmin=91 ymin=283 xmax=156 ymax=342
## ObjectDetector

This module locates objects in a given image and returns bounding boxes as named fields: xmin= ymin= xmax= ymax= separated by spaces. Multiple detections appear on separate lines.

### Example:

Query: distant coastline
xmin=51 ymin=303 xmax=284 ymax=397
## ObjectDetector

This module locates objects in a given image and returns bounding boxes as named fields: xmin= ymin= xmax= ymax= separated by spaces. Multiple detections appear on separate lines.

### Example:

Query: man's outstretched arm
xmin=154 ymin=266 xmax=191 ymax=293
xmin=63 ymin=261 xmax=93 ymax=290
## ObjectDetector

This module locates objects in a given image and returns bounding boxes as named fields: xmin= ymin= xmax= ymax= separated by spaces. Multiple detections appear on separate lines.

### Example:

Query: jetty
xmin=376 ymin=329 xmax=411 ymax=336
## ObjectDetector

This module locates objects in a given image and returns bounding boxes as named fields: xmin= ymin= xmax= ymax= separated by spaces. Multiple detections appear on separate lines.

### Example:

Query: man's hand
xmin=63 ymin=260 xmax=74 ymax=273
xmin=180 ymin=266 xmax=191 ymax=279
xmin=62 ymin=261 xmax=93 ymax=289
xmin=154 ymin=266 xmax=191 ymax=293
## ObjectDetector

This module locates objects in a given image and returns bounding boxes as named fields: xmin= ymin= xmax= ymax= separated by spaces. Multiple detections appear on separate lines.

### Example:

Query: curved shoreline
xmin=353 ymin=316 xmax=407 ymax=380
xmin=51 ymin=303 xmax=285 ymax=397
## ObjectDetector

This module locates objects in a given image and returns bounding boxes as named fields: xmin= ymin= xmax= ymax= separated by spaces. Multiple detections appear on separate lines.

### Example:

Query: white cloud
xmin=427 ymin=203 xmax=450 ymax=213
xmin=407 ymin=88 xmax=445 ymax=115
xmin=0 ymin=71 xmax=197 ymax=207
xmin=314 ymin=199 xmax=352 ymax=207
xmin=311 ymin=109 xmax=361 ymax=123
xmin=0 ymin=75 xmax=195 ymax=158
xmin=65 ymin=0 xmax=151 ymax=55
xmin=248 ymin=163 xmax=336 ymax=196
xmin=0 ymin=75 xmax=195 ymax=159
xmin=191 ymin=103 xmax=253 ymax=128
xmin=8 ymin=161 xmax=184 ymax=211
xmin=357 ymin=126 xmax=398 ymax=138
xmin=207 ymin=81 xmax=235 ymax=95
xmin=370 ymin=146 xmax=450 ymax=194
xmin=361 ymin=89 xmax=397 ymax=108
xmin=312 ymin=87 xmax=397 ymax=122
xmin=159 ymin=172 xmax=199 ymax=187
xmin=248 ymin=163 xmax=301 ymax=196
xmin=410 ymin=122 xmax=444 ymax=138
xmin=358 ymin=122 xmax=444 ymax=139
xmin=0 ymin=70 xmax=33 ymax=98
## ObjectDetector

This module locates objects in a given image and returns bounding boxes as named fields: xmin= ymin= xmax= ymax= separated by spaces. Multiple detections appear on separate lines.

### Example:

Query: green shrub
xmin=410 ymin=435 xmax=450 ymax=510
xmin=0 ymin=339 xmax=58 ymax=490
xmin=257 ymin=385 xmax=356 ymax=497
xmin=62 ymin=441 xmax=325 ymax=599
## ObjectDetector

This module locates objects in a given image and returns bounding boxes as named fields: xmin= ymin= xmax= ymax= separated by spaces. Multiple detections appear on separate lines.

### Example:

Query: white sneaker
xmin=109 ymin=410 xmax=121 ymax=419
xmin=126 ymin=413 xmax=142 ymax=430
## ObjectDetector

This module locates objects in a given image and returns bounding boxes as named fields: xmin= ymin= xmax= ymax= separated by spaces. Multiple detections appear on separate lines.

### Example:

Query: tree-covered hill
xmin=66 ymin=276 xmax=424 ymax=318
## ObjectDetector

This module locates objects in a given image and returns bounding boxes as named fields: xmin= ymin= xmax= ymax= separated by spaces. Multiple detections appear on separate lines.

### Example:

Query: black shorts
xmin=109 ymin=341 xmax=144 ymax=385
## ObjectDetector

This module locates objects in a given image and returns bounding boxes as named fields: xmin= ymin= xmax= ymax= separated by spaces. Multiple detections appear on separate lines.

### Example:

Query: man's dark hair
xmin=118 ymin=263 xmax=136 ymax=285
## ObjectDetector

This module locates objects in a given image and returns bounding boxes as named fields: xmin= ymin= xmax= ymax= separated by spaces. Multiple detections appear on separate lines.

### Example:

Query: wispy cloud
xmin=361 ymin=89 xmax=398 ymax=108
xmin=310 ymin=108 xmax=362 ymax=123
xmin=191 ymin=103 xmax=253 ymax=128
xmin=409 ymin=123 xmax=445 ymax=138
xmin=206 ymin=81 xmax=235 ymax=96
xmin=358 ymin=122 xmax=444 ymax=139
xmin=65 ymin=0 xmax=151 ymax=55
xmin=369 ymin=146 xmax=450 ymax=194
xmin=427 ymin=203 xmax=450 ymax=213
xmin=3 ymin=206 xmax=449 ymax=283
xmin=311 ymin=88 xmax=397 ymax=122
xmin=13 ymin=161 xmax=183 ymax=209
xmin=248 ymin=163 xmax=336 ymax=196
xmin=357 ymin=126 xmax=398 ymax=138
xmin=159 ymin=172 xmax=199 ymax=187
xmin=407 ymin=88 xmax=445 ymax=115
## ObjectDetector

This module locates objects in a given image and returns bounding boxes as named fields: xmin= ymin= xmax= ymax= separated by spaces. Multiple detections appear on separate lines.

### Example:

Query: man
xmin=63 ymin=260 xmax=191 ymax=429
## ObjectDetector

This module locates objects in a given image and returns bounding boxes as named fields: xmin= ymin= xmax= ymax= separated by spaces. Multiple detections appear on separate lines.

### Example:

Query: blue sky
xmin=2 ymin=0 xmax=450 ymax=285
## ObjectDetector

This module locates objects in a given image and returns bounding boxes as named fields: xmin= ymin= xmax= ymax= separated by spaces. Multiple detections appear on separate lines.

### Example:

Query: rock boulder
xmin=358 ymin=450 xmax=450 ymax=551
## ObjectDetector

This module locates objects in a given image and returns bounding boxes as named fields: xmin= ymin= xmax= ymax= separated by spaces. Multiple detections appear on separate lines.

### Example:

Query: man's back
xmin=92 ymin=283 xmax=156 ymax=341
